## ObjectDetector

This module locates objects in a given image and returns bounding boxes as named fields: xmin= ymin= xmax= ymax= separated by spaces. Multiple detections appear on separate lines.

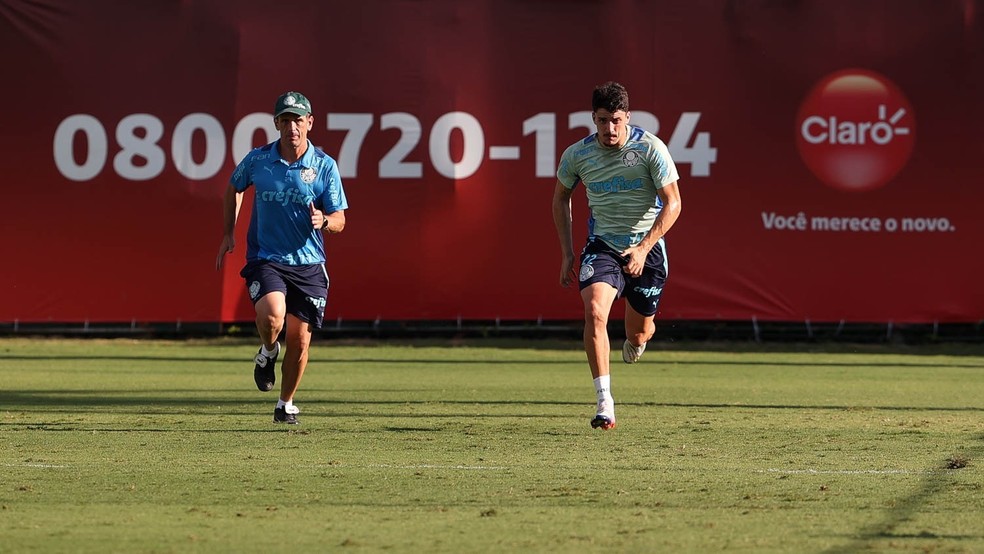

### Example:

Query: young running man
xmin=552 ymin=81 xmax=682 ymax=430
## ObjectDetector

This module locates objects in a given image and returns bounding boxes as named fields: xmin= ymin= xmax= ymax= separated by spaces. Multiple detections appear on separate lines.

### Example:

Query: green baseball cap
xmin=274 ymin=91 xmax=312 ymax=117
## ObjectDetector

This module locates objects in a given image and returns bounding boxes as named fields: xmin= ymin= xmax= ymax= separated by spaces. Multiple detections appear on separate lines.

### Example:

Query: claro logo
xmin=796 ymin=69 xmax=915 ymax=192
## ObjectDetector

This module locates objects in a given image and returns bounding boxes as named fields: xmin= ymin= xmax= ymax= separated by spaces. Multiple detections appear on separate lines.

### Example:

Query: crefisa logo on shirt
xmin=795 ymin=68 xmax=915 ymax=193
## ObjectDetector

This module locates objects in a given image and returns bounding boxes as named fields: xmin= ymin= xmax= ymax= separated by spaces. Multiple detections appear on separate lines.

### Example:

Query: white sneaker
xmin=622 ymin=339 xmax=646 ymax=364
xmin=591 ymin=398 xmax=616 ymax=430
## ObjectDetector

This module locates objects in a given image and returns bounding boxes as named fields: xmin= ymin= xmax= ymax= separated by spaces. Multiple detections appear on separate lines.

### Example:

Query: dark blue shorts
xmin=240 ymin=260 xmax=329 ymax=328
xmin=577 ymin=238 xmax=668 ymax=317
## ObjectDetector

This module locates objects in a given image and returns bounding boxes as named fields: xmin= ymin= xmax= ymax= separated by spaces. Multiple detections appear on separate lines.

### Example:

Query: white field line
xmin=365 ymin=463 xmax=507 ymax=470
xmin=2 ymin=462 xmax=940 ymax=475
xmin=340 ymin=465 xmax=935 ymax=474
xmin=758 ymin=468 xmax=934 ymax=475
xmin=4 ymin=461 xmax=508 ymax=471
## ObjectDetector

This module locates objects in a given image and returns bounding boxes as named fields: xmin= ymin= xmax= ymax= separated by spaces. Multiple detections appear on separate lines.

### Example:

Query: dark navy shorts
xmin=240 ymin=260 xmax=329 ymax=328
xmin=577 ymin=238 xmax=668 ymax=317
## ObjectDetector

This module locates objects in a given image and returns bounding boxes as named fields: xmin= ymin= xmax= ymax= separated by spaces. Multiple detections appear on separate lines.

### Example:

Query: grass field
xmin=1 ymin=337 xmax=982 ymax=553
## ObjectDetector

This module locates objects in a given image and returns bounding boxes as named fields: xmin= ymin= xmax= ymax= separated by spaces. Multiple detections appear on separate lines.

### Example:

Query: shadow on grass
xmin=2 ymin=425 xmax=296 ymax=433
xmin=823 ymin=433 xmax=984 ymax=553
xmin=2 ymin=390 xmax=982 ymax=414
xmin=3 ymin=355 xmax=581 ymax=365
xmin=5 ymin=354 xmax=984 ymax=369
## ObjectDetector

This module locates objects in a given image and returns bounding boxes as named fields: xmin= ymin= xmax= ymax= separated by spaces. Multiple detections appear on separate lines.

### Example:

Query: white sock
xmin=277 ymin=399 xmax=298 ymax=414
xmin=593 ymin=375 xmax=612 ymax=402
xmin=261 ymin=341 xmax=280 ymax=357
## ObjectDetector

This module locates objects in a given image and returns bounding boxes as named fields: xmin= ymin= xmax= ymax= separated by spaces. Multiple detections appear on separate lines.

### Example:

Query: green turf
xmin=1 ymin=337 xmax=981 ymax=553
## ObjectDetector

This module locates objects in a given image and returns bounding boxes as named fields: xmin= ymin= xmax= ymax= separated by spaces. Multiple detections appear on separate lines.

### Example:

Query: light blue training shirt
xmin=557 ymin=125 xmax=679 ymax=250
xmin=231 ymin=140 xmax=348 ymax=265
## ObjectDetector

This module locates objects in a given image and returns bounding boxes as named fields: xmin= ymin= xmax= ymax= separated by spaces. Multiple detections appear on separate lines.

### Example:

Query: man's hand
xmin=216 ymin=236 xmax=235 ymax=271
xmin=309 ymin=202 xmax=326 ymax=229
xmin=560 ymin=253 xmax=577 ymax=288
xmin=620 ymin=245 xmax=647 ymax=277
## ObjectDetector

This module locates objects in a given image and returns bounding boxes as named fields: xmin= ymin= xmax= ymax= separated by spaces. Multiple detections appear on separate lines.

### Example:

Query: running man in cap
xmin=216 ymin=91 xmax=348 ymax=424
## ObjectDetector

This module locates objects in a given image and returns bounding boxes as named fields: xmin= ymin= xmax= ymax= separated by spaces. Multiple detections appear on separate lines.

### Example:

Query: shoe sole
xmin=590 ymin=415 xmax=616 ymax=430
xmin=255 ymin=373 xmax=275 ymax=392
xmin=622 ymin=340 xmax=644 ymax=364
xmin=254 ymin=349 xmax=277 ymax=392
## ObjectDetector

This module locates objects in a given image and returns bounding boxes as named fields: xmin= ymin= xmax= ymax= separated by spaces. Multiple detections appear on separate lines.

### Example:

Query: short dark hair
xmin=592 ymin=81 xmax=629 ymax=113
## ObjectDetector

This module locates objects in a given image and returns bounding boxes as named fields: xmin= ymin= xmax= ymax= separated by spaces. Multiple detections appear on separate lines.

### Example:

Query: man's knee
xmin=583 ymin=300 xmax=612 ymax=328
xmin=581 ymin=285 xmax=616 ymax=327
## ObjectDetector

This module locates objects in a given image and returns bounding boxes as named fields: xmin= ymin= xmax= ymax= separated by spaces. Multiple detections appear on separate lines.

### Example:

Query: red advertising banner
xmin=1 ymin=0 xmax=981 ymax=324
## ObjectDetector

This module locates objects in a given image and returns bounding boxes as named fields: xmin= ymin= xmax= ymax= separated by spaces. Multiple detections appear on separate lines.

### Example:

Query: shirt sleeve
xmin=647 ymin=137 xmax=680 ymax=188
xmin=320 ymin=158 xmax=348 ymax=213
xmin=230 ymin=150 xmax=254 ymax=192
xmin=556 ymin=144 xmax=580 ymax=189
